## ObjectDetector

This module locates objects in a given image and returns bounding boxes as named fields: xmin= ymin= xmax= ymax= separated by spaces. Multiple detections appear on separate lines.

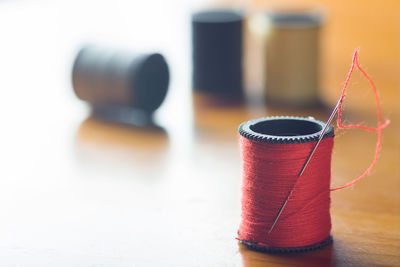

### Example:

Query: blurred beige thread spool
xmin=265 ymin=10 xmax=323 ymax=106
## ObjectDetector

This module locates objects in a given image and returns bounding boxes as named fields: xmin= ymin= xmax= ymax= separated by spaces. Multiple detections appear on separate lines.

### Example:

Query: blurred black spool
xmin=192 ymin=10 xmax=244 ymax=98
xmin=72 ymin=46 xmax=170 ymax=114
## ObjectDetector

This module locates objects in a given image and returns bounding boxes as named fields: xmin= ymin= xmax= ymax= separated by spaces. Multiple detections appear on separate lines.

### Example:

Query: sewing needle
xmin=267 ymin=98 xmax=342 ymax=235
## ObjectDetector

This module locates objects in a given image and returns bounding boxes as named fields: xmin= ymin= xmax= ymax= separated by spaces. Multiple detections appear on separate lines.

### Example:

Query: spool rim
xmin=129 ymin=53 xmax=170 ymax=112
xmin=192 ymin=9 xmax=243 ymax=24
xmin=266 ymin=9 xmax=324 ymax=29
xmin=240 ymin=235 xmax=333 ymax=253
xmin=238 ymin=116 xmax=334 ymax=144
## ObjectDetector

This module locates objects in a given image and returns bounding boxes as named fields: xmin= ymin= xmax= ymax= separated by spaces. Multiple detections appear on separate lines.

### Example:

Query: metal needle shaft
xmin=267 ymin=192 xmax=291 ymax=234
xmin=298 ymin=98 xmax=342 ymax=177
xmin=267 ymin=98 xmax=342 ymax=235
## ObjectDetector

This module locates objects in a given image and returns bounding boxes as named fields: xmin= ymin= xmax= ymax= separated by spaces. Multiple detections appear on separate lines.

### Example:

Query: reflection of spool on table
xmin=265 ymin=10 xmax=322 ymax=106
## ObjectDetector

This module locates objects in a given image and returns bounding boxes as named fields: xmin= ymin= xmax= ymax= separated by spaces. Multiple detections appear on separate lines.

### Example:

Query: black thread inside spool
xmin=250 ymin=119 xmax=322 ymax=136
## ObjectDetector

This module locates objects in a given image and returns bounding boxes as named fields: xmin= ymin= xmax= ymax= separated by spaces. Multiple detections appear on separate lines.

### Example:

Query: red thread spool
xmin=238 ymin=116 xmax=334 ymax=252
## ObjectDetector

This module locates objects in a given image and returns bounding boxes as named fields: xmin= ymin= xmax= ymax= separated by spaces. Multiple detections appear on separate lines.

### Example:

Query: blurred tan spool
xmin=265 ymin=10 xmax=323 ymax=106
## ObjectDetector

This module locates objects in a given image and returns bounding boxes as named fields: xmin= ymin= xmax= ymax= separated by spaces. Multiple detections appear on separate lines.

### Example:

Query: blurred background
xmin=0 ymin=0 xmax=398 ymax=266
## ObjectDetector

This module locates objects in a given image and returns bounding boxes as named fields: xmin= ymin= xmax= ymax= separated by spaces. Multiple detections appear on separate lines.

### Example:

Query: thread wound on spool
xmin=265 ymin=10 xmax=322 ymax=106
xmin=192 ymin=10 xmax=243 ymax=97
xmin=72 ymin=46 xmax=169 ymax=113
xmin=238 ymin=116 xmax=334 ymax=252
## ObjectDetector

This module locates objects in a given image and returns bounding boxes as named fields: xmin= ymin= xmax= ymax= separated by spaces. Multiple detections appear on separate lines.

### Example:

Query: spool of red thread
xmin=238 ymin=116 xmax=334 ymax=253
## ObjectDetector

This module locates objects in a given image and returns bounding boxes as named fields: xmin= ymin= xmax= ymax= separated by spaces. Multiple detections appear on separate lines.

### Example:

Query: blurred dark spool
xmin=72 ymin=46 xmax=170 ymax=113
xmin=265 ymin=10 xmax=322 ymax=106
xmin=192 ymin=10 xmax=244 ymax=98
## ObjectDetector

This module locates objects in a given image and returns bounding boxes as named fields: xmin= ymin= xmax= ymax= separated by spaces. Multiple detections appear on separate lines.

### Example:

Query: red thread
xmin=331 ymin=48 xmax=390 ymax=191
xmin=237 ymin=49 xmax=390 ymax=248
xmin=238 ymin=137 xmax=334 ymax=247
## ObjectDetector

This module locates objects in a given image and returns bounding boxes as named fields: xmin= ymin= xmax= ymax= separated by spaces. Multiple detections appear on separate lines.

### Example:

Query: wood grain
xmin=0 ymin=0 xmax=398 ymax=266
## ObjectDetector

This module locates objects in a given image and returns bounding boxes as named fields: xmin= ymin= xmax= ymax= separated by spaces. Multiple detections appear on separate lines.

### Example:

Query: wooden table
xmin=0 ymin=0 xmax=398 ymax=266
